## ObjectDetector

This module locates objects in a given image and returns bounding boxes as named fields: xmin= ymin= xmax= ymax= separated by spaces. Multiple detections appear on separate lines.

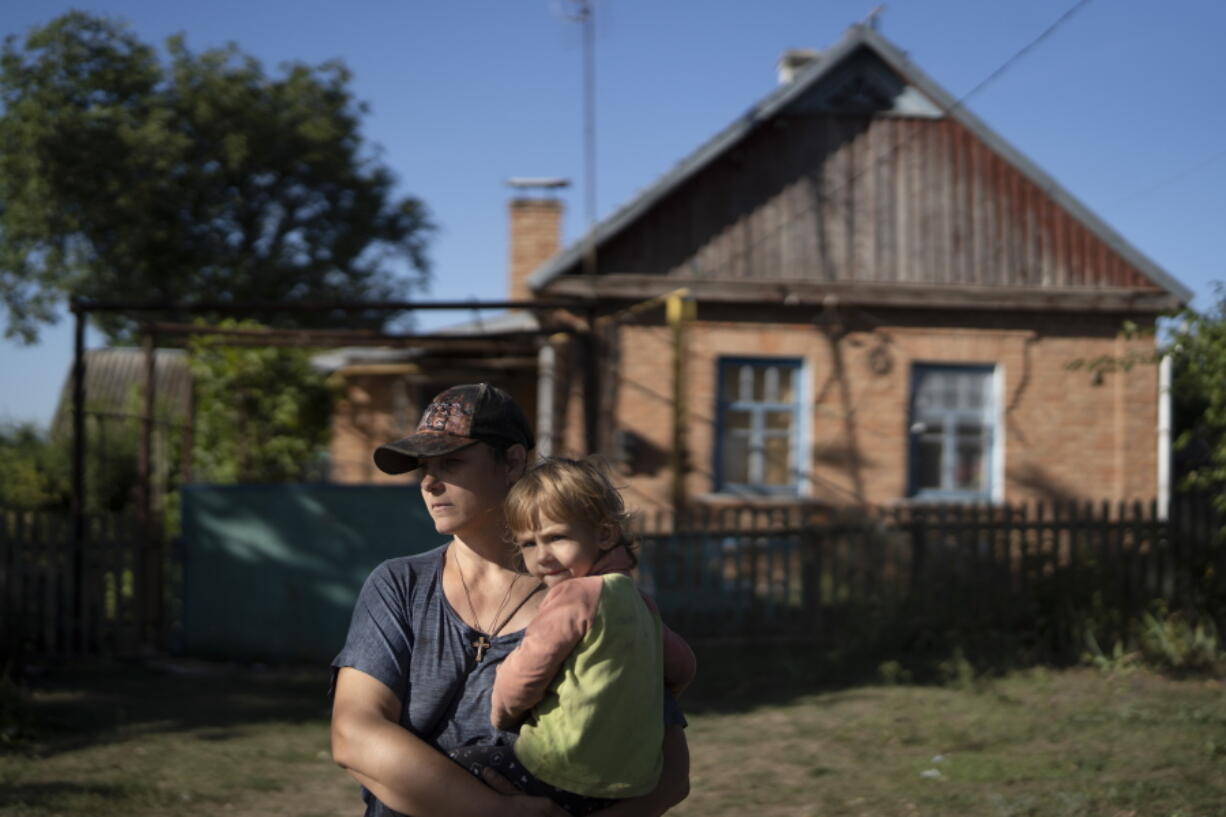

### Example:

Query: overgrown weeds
xmin=1083 ymin=600 xmax=1224 ymax=677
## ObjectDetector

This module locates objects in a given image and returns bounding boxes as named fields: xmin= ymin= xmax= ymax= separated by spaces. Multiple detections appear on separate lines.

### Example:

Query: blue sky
xmin=2 ymin=0 xmax=1224 ymax=427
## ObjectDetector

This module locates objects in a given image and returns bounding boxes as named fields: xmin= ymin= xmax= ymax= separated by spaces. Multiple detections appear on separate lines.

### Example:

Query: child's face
xmin=514 ymin=512 xmax=615 ymax=587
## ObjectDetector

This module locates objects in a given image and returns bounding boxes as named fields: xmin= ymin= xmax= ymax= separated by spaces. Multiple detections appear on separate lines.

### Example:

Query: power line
xmin=658 ymin=0 xmax=1097 ymax=280
xmin=560 ymin=0 xmax=599 ymax=280
xmin=951 ymin=0 xmax=1093 ymax=111
xmin=1119 ymin=145 xmax=1226 ymax=204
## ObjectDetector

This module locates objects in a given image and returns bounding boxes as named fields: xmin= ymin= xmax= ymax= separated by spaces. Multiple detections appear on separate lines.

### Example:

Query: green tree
xmin=0 ymin=416 xmax=141 ymax=513
xmin=0 ymin=11 xmax=432 ymax=343
xmin=1170 ymin=289 xmax=1226 ymax=507
xmin=0 ymin=422 xmax=67 ymax=509
xmin=189 ymin=320 xmax=334 ymax=483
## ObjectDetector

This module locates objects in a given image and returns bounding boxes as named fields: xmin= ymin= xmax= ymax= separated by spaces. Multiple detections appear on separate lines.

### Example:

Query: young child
xmin=448 ymin=457 xmax=696 ymax=816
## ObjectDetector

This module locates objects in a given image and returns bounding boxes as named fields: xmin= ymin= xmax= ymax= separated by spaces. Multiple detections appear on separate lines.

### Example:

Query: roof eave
xmin=543 ymin=275 xmax=1184 ymax=314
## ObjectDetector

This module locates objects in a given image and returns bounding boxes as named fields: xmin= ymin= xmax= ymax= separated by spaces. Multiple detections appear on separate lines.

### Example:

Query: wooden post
xmin=909 ymin=506 xmax=927 ymax=598
xmin=139 ymin=332 xmax=159 ymax=649
xmin=70 ymin=305 xmax=87 ymax=653
xmin=667 ymin=293 xmax=696 ymax=511
xmin=598 ymin=321 xmax=618 ymax=455
xmin=182 ymin=367 xmax=195 ymax=484
xmin=583 ymin=309 xmax=600 ymax=455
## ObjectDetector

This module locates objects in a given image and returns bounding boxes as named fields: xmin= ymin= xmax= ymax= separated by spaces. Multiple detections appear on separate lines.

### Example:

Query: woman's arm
xmin=660 ymin=623 xmax=697 ymax=697
xmin=331 ymin=666 xmax=567 ymax=817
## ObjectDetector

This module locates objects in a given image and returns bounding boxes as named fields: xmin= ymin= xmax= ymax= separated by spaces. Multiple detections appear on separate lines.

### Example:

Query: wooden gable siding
xmin=596 ymin=113 xmax=1157 ymax=293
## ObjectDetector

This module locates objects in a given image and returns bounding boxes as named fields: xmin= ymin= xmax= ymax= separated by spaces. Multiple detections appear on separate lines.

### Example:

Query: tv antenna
xmin=557 ymin=0 xmax=598 ymax=280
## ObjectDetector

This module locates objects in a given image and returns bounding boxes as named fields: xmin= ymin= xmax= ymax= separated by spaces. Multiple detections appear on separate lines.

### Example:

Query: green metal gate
xmin=180 ymin=484 xmax=445 ymax=662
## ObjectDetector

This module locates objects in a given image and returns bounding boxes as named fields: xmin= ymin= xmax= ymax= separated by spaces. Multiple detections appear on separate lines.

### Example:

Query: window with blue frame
xmin=716 ymin=358 xmax=803 ymax=495
xmin=908 ymin=364 xmax=996 ymax=500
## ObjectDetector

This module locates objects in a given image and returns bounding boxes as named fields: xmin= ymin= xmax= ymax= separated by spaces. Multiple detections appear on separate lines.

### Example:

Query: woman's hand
xmin=481 ymin=768 xmax=570 ymax=817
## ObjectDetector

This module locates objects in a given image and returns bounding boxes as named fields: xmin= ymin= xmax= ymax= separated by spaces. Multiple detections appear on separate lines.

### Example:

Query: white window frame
xmin=907 ymin=363 xmax=1002 ymax=502
xmin=714 ymin=357 xmax=806 ymax=497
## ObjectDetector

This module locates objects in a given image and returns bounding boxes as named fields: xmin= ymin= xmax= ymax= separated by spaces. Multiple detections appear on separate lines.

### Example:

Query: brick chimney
xmin=507 ymin=183 xmax=566 ymax=301
xmin=777 ymin=48 xmax=820 ymax=85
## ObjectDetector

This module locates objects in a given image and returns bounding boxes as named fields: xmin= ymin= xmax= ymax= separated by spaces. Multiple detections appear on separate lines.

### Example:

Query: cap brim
xmin=372 ymin=434 xmax=480 ymax=475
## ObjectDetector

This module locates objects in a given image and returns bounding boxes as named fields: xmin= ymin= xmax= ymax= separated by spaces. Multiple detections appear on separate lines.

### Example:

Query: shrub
xmin=1136 ymin=602 xmax=1222 ymax=674
xmin=1083 ymin=601 xmax=1223 ymax=677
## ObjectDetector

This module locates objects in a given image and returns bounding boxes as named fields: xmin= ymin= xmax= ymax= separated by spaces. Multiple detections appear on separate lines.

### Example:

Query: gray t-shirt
xmin=332 ymin=544 xmax=684 ymax=817
xmin=332 ymin=546 xmax=528 ymax=816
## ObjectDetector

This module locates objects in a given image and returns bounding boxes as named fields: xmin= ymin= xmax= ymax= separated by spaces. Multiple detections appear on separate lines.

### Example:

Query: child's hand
xmin=480 ymin=768 xmax=569 ymax=817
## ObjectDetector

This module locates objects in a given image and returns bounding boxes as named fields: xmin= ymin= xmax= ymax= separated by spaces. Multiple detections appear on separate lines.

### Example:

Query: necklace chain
xmin=454 ymin=545 xmax=520 ymax=660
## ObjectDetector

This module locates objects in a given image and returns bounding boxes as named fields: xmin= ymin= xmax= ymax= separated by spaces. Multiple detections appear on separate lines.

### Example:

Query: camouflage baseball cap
xmin=372 ymin=383 xmax=535 ymax=475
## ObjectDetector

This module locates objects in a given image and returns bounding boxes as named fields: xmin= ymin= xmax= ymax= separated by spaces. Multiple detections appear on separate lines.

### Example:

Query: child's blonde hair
xmin=505 ymin=457 xmax=637 ymax=566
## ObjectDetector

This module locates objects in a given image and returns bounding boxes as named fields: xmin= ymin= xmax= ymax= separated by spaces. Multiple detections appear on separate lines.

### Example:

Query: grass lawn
xmin=0 ymin=660 xmax=353 ymax=817
xmin=677 ymin=666 xmax=1226 ymax=817
xmin=2 ymin=657 xmax=1224 ymax=816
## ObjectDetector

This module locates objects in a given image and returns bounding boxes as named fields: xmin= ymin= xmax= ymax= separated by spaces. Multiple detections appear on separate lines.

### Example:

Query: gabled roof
xmin=529 ymin=24 xmax=1192 ymax=305
xmin=51 ymin=348 xmax=190 ymax=437
xmin=311 ymin=310 xmax=540 ymax=372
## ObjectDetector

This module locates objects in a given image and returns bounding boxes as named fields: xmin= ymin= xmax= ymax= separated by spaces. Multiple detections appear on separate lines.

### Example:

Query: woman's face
xmin=418 ymin=443 xmax=523 ymax=538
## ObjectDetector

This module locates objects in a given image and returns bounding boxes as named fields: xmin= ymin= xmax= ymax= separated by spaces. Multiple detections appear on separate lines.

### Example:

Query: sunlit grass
xmin=2 ymin=660 xmax=1224 ymax=816
xmin=675 ymin=667 xmax=1226 ymax=817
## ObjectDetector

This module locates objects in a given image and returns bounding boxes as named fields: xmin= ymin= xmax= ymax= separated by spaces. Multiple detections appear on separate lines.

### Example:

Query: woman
xmin=330 ymin=383 xmax=689 ymax=817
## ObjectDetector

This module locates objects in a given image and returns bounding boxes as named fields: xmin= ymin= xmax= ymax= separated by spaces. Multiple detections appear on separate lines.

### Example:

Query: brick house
xmin=325 ymin=25 xmax=1190 ymax=513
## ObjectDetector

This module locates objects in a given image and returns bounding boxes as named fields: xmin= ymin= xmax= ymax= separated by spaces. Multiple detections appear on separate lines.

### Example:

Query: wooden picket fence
xmin=2 ymin=494 xmax=1221 ymax=662
xmin=636 ymin=495 xmax=1225 ymax=654
xmin=1 ymin=509 xmax=165 ymax=660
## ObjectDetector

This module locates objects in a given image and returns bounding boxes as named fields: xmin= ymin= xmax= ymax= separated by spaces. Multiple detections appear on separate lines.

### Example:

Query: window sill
xmin=892 ymin=494 xmax=1002 ymax=507
xmin=692 ymin=492 xmax=832 ymax=509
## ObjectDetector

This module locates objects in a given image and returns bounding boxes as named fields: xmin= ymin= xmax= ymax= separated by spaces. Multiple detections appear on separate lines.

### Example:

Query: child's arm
xmin=491 ymin=578 xmax=601 ymax=729
xmin=639 ymin=592 xmax=697 ymax=696
xmin=660 ymin=621 xmax=697 ymax=696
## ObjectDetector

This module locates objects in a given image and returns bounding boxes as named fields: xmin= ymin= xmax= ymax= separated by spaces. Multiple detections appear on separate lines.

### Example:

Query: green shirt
xmin=494 ymin=571 xmax=665 ymax=797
